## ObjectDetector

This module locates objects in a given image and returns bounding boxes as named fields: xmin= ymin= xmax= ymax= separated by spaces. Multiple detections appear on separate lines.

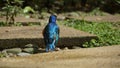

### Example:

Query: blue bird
xmin=43 ymin=15 xmax=59 ymax=52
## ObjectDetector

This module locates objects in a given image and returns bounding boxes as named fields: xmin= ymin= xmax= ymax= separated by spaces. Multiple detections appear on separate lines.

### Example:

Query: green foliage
xmin=0 ymin=22 xmax=22 ymax=26
xmin=0 ymin=52 xmax=6 ymax=58
xmin=23 ymin=6 xmax=35 ymax=18
xmin=2 ymin=0 xmax=23 ymax=25
xmin=115 ymin=0 xmax=120 ymax=4
xmin=89 ymin=8 xmax=104 ymax=16
xmin=64 ymin=19 xmax=120 ymax=47
xmin=0 ymin=22 xmax=7 ymax=26
xmin=23 ymin=6 xmax=35 ymax=14
xmin=0 ymin=0 xmax=120 ymax=14
xmin=83 ymin=39 xmax=101 ymax=48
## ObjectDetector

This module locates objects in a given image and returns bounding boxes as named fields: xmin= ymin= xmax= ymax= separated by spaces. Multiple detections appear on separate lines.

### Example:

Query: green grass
xmin=63 ymin=19 xmax=120 ymax=47
xmin=0 ymin=52 xmax=6 ymax=58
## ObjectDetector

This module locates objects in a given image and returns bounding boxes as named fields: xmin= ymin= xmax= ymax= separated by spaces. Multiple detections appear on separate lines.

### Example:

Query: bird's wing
xmin=42 ymin=25 xmax=48 ymax=37
xmin=43 ymin=24 xmax=59 ymax=45
xmin=43 ymin=25 xmax=49 ymax=45
xmin=54 ymin=26 xmax=60 ymax=45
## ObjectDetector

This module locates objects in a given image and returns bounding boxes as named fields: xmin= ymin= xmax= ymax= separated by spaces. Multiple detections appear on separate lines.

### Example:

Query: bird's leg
xmin=46 ymin=44 xmax=49 ymax=52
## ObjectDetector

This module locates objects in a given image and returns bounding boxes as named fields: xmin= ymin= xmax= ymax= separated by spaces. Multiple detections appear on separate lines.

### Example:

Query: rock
xmin=23 ymin=44 xmax=39 ymax=54
xmin=72 ymin=46 xmax=81 ymax=49
xmin=8 ymin=53 xmax=17 ymax=57
xmin=1 ymin=50 xmax=10 ymax=58
xmin=39 ymin=48 xmax=43 ymax=50
xmin=0 ymin=51 xmax=7 ymax=58
xmin=22 ymin=48 xmax=38 ymax=54
xmin=1 ymin=50 xmax=7 ymax=55
xmin=55 ymin=48 xmax=61 ymax=51
xmin=4 ymin=48 xmax=22 ymax=54
xmin=63 ymin=47 xmax=69 ymax=50
xmin=17 ymin=52 xmax=31 ymax=57
xmin=38 ymin=48 xmax=45 ymax=53
xmin=24 ymin=44 xmax=38 ymax=48
xmin=25 ymin=44 xmax=33 ymax=48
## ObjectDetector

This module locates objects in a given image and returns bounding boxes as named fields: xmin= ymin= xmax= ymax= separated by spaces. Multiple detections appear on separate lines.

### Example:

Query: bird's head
xmin=49 ymin=15 xmax=57 ymax=23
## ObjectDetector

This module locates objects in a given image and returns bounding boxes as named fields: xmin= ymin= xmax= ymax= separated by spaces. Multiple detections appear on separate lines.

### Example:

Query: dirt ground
xmin=0 ymin=14 xmax=120 ymax=68
xmin=0 ymin=14 xmax=120 ymax=23
xmin=0 ymin=45 xmax=120 ymax=68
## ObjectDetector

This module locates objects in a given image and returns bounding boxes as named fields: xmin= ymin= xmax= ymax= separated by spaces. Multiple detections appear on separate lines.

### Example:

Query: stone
xmin=17 ymin=52 xmax=31 ymax=57
xmin=63 ymin=47 xmax=69 ymax=50
xmin=1 ymin=50 xmax=9 ymax=58
xmin=72 ymin=46 xmax=81 ymax=49
xmin=8 ymin=53 xmax=17 ymax=57
xmin=55 ymin=48 xmax=61 ymax=51
xmin=24 ymin=44 xmax=39 ymax=49
xmin=22 ymin=48 xmax=38 ymax=54
xmin=4 ymin=48 xmax=22 ymax=54
xmin=0 ymin=51 xmax=5 ymax=58
xmin=24 ymin=44 xmax=34 ymax=48
xmin=38 ymin=48 xmax=46 ymax=53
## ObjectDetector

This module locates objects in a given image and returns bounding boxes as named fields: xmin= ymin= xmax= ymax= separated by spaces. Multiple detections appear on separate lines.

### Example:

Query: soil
xmin=0 ymin=45 xmax=120 ymax=68
xmin=0 ymin=14 xmax=120 ymax=68
xmin=0 ymin=14 xmax=120 ymax=23
xmin=0 ymin=26 xmax=97 ymax=49
xmin=66 ymin=14 xmax=120 ymax=22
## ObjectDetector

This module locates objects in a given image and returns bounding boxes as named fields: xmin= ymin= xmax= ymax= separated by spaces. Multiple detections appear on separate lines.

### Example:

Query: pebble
xmin=24 ymin=44 xmax=38 ymax=48
xmin=22 ymin=48 xmax=38 ymax=54
xmin=17 ymin=52 xmax=31 ymax=57
xmin=1 ymin=50 xmax=9 ymax=58
xmin=24 ymin=44 xmax=34 ymax=48
xmin=8 ymin=53 xmax=17 ymax=57
xmin=55 ymin=48 xmax=61 ymax=51
xmin=3 ymin=48 xmax=22 ymax=54
xmin=0 ymin=45 xmax=81 ymax=58
xmin=63 ymin=47 xmax=69 ymax=50
xmin=72 ymin=46 xmax=81 ymax=49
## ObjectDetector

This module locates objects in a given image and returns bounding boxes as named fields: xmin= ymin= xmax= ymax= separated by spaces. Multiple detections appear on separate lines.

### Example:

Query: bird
xmin=43 ymin=15 xmax=59 ymax=52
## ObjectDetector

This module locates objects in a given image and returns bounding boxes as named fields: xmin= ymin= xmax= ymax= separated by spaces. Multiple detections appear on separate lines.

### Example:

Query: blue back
xmin=43 ymin=15 xmax=59 ymax=52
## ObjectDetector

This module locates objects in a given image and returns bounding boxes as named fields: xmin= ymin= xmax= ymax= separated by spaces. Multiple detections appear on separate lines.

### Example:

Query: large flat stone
xmin=0 ymin=26 xmax=97 ymax=49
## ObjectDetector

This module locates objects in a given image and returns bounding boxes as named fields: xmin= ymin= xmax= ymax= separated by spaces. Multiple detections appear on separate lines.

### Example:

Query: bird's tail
xmin=46 ymin=41 xmax=55 ymax=52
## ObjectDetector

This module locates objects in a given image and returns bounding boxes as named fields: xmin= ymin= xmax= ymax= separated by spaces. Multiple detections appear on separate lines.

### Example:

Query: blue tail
xmin=46 ymin=43 xmax=55 ymax=52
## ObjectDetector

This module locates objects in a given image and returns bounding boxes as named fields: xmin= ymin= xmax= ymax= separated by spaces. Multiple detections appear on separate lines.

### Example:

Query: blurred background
xmin=0 ymin=0 xmax=119 ymax=48
xmin=0 ymin=0 xmax=120 ymax=15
